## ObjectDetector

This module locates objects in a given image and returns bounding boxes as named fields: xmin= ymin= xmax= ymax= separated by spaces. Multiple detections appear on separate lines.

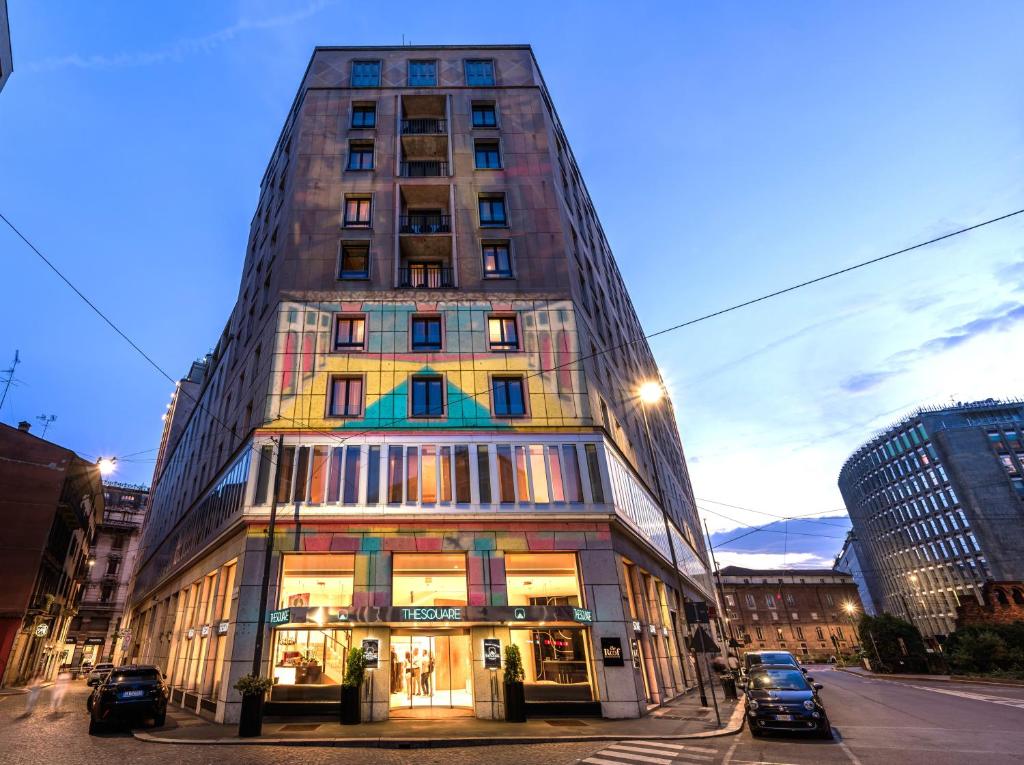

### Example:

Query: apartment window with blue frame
xmin=465 ymin=59 xmax=495 ymax=86
xmin=339 ymin=243 xmax=369 ymax=279
xmin=479 ymin=195 xmax=507 ymax=227
xmin=482 ymin=242 xmax=513 ymax=277
xmin=492 ymin=376 xmax=526 ymax=417
xmin=352 ymin=103 xmax=376 ymax=128
xmin=472 ymin=103 xmax=497 ymax=127
xmin=408 ymin=60 xmax=437 ymax=86
xmin=352 ymin=60 xmax=381 ymax=87
xmin=475 ymin=140 xmax=501 ymax=169
xmin=411 ymin=376 xmax=444 ymax=417
xmin=347 ymin=141 xmax=374 ymax=170
xmin=411 ymin=316 xmax=442 ymax=351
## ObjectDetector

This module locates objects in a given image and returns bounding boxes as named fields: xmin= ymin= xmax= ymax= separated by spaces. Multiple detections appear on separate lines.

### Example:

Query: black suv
xmin=87 ymin=665 xmax=169 ymax=734
xmin=743 ymin=665 xmax=831 ymax=739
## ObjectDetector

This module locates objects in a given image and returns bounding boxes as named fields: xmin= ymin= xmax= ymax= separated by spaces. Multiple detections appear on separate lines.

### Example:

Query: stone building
xmin=68 ymin=482 xmax=149 ymax=668
xmin=834 ymin=531 xmax=877 ymax=616
xmin=716 ymin=567 xmax=863 ymax=661
xmin=838 ymin=398 xmax=1024 ymax=643
xmin=124 ymin=45 xmax=714 ymax=725
xmin=954 ymin=581 xmax=1024 ymax=629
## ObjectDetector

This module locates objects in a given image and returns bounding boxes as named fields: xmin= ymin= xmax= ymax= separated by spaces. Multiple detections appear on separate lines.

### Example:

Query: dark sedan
xmin=87 ymin=665 xmax=169 ymax=734
xmin=744 ymin=665 xmax=832 ymax=739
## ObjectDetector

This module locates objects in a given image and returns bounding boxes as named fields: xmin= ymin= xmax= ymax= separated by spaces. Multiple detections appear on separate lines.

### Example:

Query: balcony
xmin=400 ymin=160 xmax=448 ymax=178
xmin=398 ymin=266 xmax=454 ymax=289
xmin=402 ymin=118 xmax=446 ymax=135
xmin=399 ymin=213 xmax=451 ymax=234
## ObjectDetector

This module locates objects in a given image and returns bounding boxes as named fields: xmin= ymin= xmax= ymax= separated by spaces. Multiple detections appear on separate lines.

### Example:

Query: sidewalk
xmin=838 ymin=665 xmax=1024 ymax=687
xmin=134 ymin=690 xmax=744 ymax=748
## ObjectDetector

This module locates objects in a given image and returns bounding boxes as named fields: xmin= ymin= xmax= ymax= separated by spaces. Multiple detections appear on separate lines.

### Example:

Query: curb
xmin=836 ymin=666 xmax=1024 ymax=688
xmin=133 ymin=702 xmax=746 ymax=748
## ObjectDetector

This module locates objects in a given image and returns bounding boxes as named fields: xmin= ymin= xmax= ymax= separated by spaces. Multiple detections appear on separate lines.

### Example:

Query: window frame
xmin=351 ymin=59 xmax=382 ymax=88
xmin=333 ymin=314 xmax=367 ymax=352
xmin=471 ymin=102 xmax=498 ymax=128
xmin=409 ymin=314 xmax=443 ymax=352
xmin=346 ymin=140 xmax=375 ymax=171
xmin=407 ymin=59 xmax=438 ymax=87
xmin=482 ymin=240 xmax=514 ymax=278
xmin=337 ymin=242 xmax=370 ymax=279
xmin=487 ymin=314 xmax=520 ymax=351
xmin=474 ymin=139 xmax=502 ymax=170
xmin=343 ymin=195 xmax=372 ymax=228
xmin=351 ymin=102 xmax=377 ymax=129
xmin=464 ymin=58 xmax=495 ymax=86
xmin=478 ymin=194 xmax=508 ymax=228
xmin=491 ymin=374 xmax=528 ymax=418
xmin=409 ymin=374 xmax=446 ymax=419
xmin=326 ymin=374 xmax=365 ymax=418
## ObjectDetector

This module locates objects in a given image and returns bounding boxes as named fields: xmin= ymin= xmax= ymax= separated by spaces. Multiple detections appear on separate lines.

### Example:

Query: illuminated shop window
xmin=392 ymin=553 xmax=468 ymax=608
xmin=509 ymin=627 xmax=593 ymax=702
xmin=271 ymin=628 xmax=351 ymax=702
xmin=505 ymin=553 xmax=581 ymax=606
xmin=279 ymin=554 xmax=355 ymax=608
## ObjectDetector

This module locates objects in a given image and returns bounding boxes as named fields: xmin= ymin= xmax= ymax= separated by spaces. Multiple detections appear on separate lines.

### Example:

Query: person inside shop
xmin=404 ymin=650 xmax=413 ymax=695
xmin=391 ymin=647 xmax=402 ymax=694
xmin=421 ymin=650 xmax=434 ymax=696
xmin=410 ymin=647 xmax=422 ymax=696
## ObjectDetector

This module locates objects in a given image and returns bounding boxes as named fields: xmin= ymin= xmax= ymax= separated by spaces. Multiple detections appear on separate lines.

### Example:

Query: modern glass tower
xmin=126 ymin=45 xmax=713 ymax=724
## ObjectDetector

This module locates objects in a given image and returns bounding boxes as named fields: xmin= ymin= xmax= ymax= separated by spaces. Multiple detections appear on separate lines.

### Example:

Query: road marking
xmin=722 ymin=739 xmax=739 ymax=765
xmin=606 ymin=747 xmax=710 ymax=763
xmin=909 ymin=684 xmax=1024 ymax=710
xmin=596 ymin=749 xmax=673 ymax=765
xmin=583 ymin=758 xmax=657 ymax=765
xmin=837 ymin=740 xmax=863 ymax=765
xmin=631 ymin=740 xmax=719 ymax=754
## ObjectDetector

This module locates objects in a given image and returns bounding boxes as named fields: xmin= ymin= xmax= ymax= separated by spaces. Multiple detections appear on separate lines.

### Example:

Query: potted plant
xmin=234 ymin=674 xmax=273 ymax=737
xmin=340 ymin=647 xmax=366 ymax=725
xmin=503 ymin=644 xmax=526 ymax=722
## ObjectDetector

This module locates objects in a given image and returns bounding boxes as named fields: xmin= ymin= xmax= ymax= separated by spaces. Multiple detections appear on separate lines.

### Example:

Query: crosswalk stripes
xmin=581 ymin=739 xmax=720 ymax=765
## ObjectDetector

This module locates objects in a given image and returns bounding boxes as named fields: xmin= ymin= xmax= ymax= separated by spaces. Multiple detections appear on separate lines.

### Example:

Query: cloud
xmin=28 ymin=1 xmax=332 ymax=72
xmin=714 ymin=552 xmax=836 ymax=570
xmin=997 ymin=259 xmax=1024 ymax=292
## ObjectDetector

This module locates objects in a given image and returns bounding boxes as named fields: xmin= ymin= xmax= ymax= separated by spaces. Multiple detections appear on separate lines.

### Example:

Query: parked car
xmin=86 ymin=663 xmax=115 ymax=687
xmin=743 ymin=665 xmax=831 ymax=739
xmin=87 ymin=665 xmax=169 ymax=734
xmin=739 ymin=651 xmax=805 ymax=685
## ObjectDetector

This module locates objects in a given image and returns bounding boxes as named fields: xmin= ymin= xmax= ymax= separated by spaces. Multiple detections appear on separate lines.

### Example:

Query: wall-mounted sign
xmin=186 ymin=627 xmax=195 ymax=640
xmin=631 ymin=620 xmax=642 ymax=634
xmin=483 ymin=638 xmax=502 ymax=670
xmin=630 ymin=638 xmax=641 ymax=669
xmin=216 ymin=621 xmax=230 ymax=636
xmin=648 ymin=624 xmax=657 ymax=635
xmin=268 ymin=608 xmax=291 ymax=625
xmin=200 ymin=624 xmax=210 ymax=638
xmin=513 ymin=608 xmax=527 ymax=620
xmin=600 ymin=637 xmax=624 ymax=666
xmin=362 ymin=639 xmax=379 ymax=669
xmin=399 ymin=607 xmax=462 ymax=622
xmin=572 ymin=608 xmax=594 ymax=624
xmin=33 ymin=623 xmax=50 ymax=638
xmin=84 ymin=637 xmax=105 ymax=646
xmin=65 ymin=636 xmax=77 ymax=644
xmin=662 ymin=626 xmax=669 ymax=637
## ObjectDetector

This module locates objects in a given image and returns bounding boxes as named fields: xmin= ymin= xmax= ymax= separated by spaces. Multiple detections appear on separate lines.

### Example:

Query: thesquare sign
xmin=268 ymin=608 xmax=291 ymax=625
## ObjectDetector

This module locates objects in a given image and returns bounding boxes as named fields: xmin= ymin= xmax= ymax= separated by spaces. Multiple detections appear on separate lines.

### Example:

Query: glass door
xmin=389 ymin=632 xmax=473 ymax=713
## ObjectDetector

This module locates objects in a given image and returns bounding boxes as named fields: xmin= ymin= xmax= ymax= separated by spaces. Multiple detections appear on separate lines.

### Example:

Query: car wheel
xmin=86 ymin=696 xmax=93 ymax=713
xmin=749 ymin=724 xmax=764 ymax=738
xmin=88 ymin=717 xmax=102 ymax=736
xmin=817 ymin=722 xmax=834 ymax=740
xmin=153 ymin=711 xmax=166 ymax=727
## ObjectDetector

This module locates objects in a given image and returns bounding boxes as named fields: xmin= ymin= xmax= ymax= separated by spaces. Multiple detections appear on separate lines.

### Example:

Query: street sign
xmin=689 ymin=626 xmax=720 ymax=654
xmin=684 ymin=602 xmax=710 ymax=624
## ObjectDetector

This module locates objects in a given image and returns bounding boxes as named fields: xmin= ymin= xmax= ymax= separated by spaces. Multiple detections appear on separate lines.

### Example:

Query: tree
xmin=858 ymin=613 xmax=928 ymax=673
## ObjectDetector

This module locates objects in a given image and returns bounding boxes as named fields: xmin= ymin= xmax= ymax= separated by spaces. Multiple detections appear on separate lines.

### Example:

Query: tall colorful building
xmin=126 ymin=45 xmax=713 ymax=724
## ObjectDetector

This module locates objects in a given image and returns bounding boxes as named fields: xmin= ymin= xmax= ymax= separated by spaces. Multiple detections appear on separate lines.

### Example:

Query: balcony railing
xmin=398 ymin=266 xmax=454 ymax=289
xmin=401 ymin=118 xmax=447 ymax=135
xmin=400 ymin=160 xmax=449 ymax=177
xmin=399 ymin=214 xmax=451 ymax=234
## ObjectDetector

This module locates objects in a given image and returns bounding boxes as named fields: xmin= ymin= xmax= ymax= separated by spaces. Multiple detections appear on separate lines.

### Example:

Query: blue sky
xmin=2 ymin=1 xmax=1022 ymax=569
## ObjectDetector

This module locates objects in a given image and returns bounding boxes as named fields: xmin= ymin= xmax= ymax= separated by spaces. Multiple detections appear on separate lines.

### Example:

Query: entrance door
xmin=389 ymin=631 xmax=472 ymax=713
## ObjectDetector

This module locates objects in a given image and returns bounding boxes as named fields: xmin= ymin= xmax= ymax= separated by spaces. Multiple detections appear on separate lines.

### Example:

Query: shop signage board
xmin=200 ymin=624 xmax=210 ymax=638
xmin=65 ymin=636 xmax=77 ymax=644
xmin=631 ymin=620 xmax=642 ymax=633
xmin=186 ymin=628 xmax=195 ymax=640
xmin=630 ymin=638 xmax=642 ymax=669
xmin=268 ymin=605 xmax=597 ymax=627
xmin=268 ymin=608 xmax=291 ymax=625
xmin=33 ymin=623 xmax=49 ymax=638
xmin=483 ymin=638 xmax=502 ymax=670
xmin=216 ymin=621 xmax=230 ymax=636
xmin=600 ymin=637 xmax=624 ymax=666
xmin=84 ymin=637 xmax=104 ymax=645
xmin=362 ymin=639 xmax=380 ymax=669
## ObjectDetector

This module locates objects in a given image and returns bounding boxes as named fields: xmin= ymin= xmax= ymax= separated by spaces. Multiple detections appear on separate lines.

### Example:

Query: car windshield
xmin=750 ymin=669 xmax=809 ymax=691
xmin=749 ymin=653 xmax=795 ymax=666
xmin=110 ymin=669 xmax=159 ymax=682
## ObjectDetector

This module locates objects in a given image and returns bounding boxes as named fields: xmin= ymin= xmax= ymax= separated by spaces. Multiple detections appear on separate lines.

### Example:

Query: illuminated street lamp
xmin=97 ymin=457 xmax=117 ymax=476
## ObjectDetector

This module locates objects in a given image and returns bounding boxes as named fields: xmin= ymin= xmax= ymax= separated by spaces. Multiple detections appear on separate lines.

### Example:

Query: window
xmin=492 ymin=376 xmax=526 ymax=417
xmin=479 ymin=195 xmax=507 ymax=227
xmin=344 ymin=196 xmax=371 ymax=227
xmin=472 ymin=102 xmax=497 ymax=127
xmin=411 ymin=376 xmax=444 ymax=417
xmin=475 ymin=140 xmax=501 ymax=169
xmin=347 ymin=141 xmax=374 ymax=170
xmin=392 ymin=553 xmax=467 ymax=606
xmin=352 ymin=103 xmax=376 ymax=128
xmin=487 ymin=316 xmax=519 ymax=350
xmin=352 ymin=60 xmax=381 ymax=87
xmin=338 ymin=243 xmax=369 ymax=279
xmin=411 ymin=316 xmax=442 ymax=351
xmin=408 ymin=60 xmax=437 ymax=86
xmin=465 ymin=59 xmax=495 ymax=86
xmin=815 ymin=627 xmax=825 ymax=641
xmin=334 ymin=316 xmax=365 ymax=350
xmin=745 ymin=594 xmax=756 ymax=608
xmin=765 ymin=593 xmax=777 ymax=609
xmin=328 ymin=376 xmax=363 ymax=417
xmin=824 ymin=592 xmax=834 ymax=606
xmin=280 ymin=554 xmax=355 ymax=607
xmin=506 ymin=553 xmax=580 ymax=606
xmin=482 ymin=242 xmax=513 ymax=277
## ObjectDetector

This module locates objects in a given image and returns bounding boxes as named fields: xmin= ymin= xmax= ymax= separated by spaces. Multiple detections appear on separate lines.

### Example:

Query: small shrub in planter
xmin=234 ymin=674 xmax=273 ymax=738
xmin=503 ymin=644 xmax=526 ymax=723
xmin=340 ymin=647 xmax=366 ymax=725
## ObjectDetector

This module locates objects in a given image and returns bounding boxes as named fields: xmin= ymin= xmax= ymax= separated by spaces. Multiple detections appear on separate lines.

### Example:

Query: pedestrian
xmin=50 ymin=667 xmax=72 ymax=714
xmin=421 ymin=651 xmax=433 ymax=696
xmin=21 ymin=672 xmax=45 ymax=717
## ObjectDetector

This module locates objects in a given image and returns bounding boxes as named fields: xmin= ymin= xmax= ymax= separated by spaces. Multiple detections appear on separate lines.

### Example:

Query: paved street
xmin=2 ymin=666 xmax=1024 ymax=764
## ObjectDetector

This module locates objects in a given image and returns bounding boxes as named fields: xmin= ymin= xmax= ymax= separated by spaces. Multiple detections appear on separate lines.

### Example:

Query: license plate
xmin=775 ymin=714 xmax=794 ymax=721
xmin=120 ymin=689 xmax=145 ymax=698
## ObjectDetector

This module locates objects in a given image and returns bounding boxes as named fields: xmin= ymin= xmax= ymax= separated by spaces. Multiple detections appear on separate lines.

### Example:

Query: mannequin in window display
xmin=404 ymin=650 xmax=413 ymax=694
xmin=390 ymin=647 xmax=402 ymax=693
xmin=410 ymin=648 xmax=422 ymax=695
xmin=421 ymin=650 xmax=434 ymax=696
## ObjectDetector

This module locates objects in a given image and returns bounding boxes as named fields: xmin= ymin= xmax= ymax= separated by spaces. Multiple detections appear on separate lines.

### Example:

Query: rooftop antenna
xmin=0 ymin=350 xmax=20 ymax=411
xmin=36 ymin=414 xmax=56 ymax=438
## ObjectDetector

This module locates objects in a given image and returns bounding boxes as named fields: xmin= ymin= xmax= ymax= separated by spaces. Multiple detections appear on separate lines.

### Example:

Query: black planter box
xmin=340 ymin=684 xmax=361 ymax=725
xmin=504 ymin=681 xmax=526 ymax=723
xmin=238 ymin=693 xmax=264 ymax=738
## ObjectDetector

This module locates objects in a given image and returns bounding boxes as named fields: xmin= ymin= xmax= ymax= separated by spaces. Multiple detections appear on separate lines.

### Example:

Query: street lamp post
xmin=637 ymin=381 xmax=717 ymax=721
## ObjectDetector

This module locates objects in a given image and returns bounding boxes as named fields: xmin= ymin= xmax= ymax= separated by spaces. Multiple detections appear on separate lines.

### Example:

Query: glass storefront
xmin=271 ymin=628 xmax=351 ymax=701
xmin=392 ymin=553 xmax=468 ymax=607
xmin=505 ymin=552 xmax=581 ymax=606
xmin=280 ymin=553 xmax=355 ymax=607
xmin=510 ymin=626 xmax=594 ymax=702
xmin=389 ymin=630 xmax=473 ymax=712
